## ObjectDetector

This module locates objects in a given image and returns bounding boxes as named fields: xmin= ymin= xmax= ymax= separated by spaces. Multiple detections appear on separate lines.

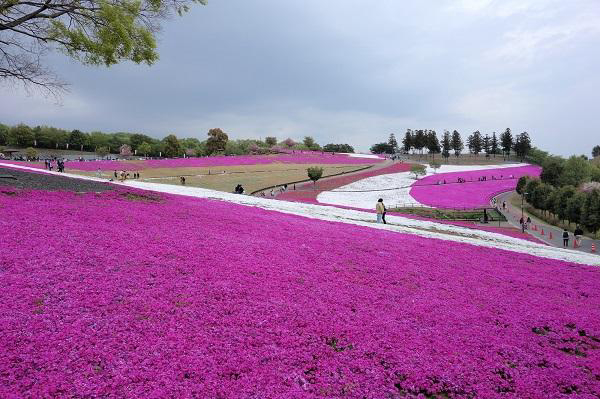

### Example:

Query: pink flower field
xmin=410 ymin=165 xmax=542 ymax=209
xmin=6 ymin=153 xmax=383 ymax=172
xmin=1 ymin=185 xmax=599 ymax=398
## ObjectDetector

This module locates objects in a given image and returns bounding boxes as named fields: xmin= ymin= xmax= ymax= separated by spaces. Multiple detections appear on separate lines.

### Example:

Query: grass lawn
xmin=388 ymin=206 xmax=506 ymax=222
xmin=72 ymin=163 xmax=371 ymax=193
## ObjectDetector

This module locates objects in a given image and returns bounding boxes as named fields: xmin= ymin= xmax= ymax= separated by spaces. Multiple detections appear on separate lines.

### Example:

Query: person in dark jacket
xmin=562 ymin=229 xmax=569 ymax=248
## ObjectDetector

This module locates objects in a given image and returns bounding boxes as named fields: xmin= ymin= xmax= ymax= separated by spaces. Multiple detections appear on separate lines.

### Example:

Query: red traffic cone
xmin=549 ymin=232 xmax=553 ymax=239
xmin=592 ymin=244 xmax=596 ymax=253
xmin=541 ymin=229 xmax=544 ymax=236
xmin=574 ymin=240 xmax=578 ymax=249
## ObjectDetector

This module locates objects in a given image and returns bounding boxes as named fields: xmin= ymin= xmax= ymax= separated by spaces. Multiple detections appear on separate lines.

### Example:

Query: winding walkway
xmin=495 ymin=191 xmax=599 ymax=254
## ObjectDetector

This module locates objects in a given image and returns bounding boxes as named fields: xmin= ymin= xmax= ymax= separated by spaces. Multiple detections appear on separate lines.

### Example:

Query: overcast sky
xmin=1 ymin=0 xmax=599 ymax=155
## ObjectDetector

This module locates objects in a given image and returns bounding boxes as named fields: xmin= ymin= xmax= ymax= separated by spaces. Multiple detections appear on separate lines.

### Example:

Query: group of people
xmin=562 ymin=226 xmax=584 ymax=248
xmin=112 ymin=170 xmax=140 ymax=181
xmin=44 ymin=158 xmax=65 ymax=172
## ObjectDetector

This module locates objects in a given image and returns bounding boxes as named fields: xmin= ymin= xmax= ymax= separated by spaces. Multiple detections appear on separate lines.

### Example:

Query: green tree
xmin=0 ymin=0 xmax=206 ymax=92
xmin=592 ymin=145 xmax=600 ymax=158
xmin=540 ymin=156 xmax=565 ymax=187
xmin=265 ymin=136 xmax=277 ymax=147
xmin=162 ymin=134 xmax=182 ymax=157
xmin=402 ymin=129 xmax=413 ymax=153
xmin=410 ymin=164 xmax=427 ymax=179
xmin=89 ymin=131 xmax=111 ymax=151
xmin=491 ymin=132 xmax=499 ymax=157
xmin=559 ymin=155 xmax=591 ymax=187
xmin=130 ymin=133 xmax=156 ymax=149
xmin=516 ymin=176 xmax=529 ymax=195
xmin=68 ymin=129 xmax=88 ymax=150
xmin=426 ymin=130 xmax=440 ymax=158
xmin=566 ymin=191 xmax=586 ymax=226
xmin=467 ymin=131 xmax=483 ymax=155
xmin=429 ymin=160 xmax=441 ymax=173
xmin=513 ymin=132 xmax=532 ymax=161
xmin=206 ymin=128 xmax=229 ymax=155
xmin=524 ymin=179 xmax=540 ymax=203
xmin=96 ymin=146 xmax=109 ymax=159
xmin=323 ymin=143 xmax=354 ymax=153
xmin=441 ymin=130 xmax=451 ymax=160
xmin=483 ymin=134 xmax=491 ymax=155
xmin=0 ymin=123 xmax=8 ymax=145
xmin=500 ymin=128 xmax=513 ymax=160
xmin=532 ymin=183 xmax=554 ymax=215
xmin=25 ymin=147 xmax=37 ymax=160
xmin=137 ymin=142 xmax=152 ymax=157
xmin=9 ymin=124 xmax=35 ymax=147
xmin=307 ymin=166 xmax=324 ymax=185
xmin=370 ymin=142 xmax=393 ymax=154
xmin=413 ymin=130 xmax=427 ymax=155
xmin=451 ymin=130 xmax=463 ymax=157
xmin=555 ymin=186 xmax=576 ymax=223
xmin=581 ymin=189 xmax=600 ymax=235
xmin=303 ymin=136 xmax=319 ymax=150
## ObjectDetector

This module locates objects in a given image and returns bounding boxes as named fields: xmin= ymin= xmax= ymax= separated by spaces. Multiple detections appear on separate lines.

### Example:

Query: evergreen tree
xmin=513 ymin=132 xmax=532 ymax=161
xmin=483 ymin=134 xmax=491 ymax=155
xmin=402 ymin=129 xmax=413 ymax=153
xmin=451 ymin=130 xmax=463 ymax=157
xmin=442 ymin=130 xmax=451 ymax=160
xmin=592 ymin=145 xmax=600 ymax=158
xmin=491 ymin=132 xmax=499 ymax=157
xmin=413 ymin=130 xmax=427 ymax=155
xmin=426 ymin=130 xmax=440 ymax=158
xmin=500 ymin=128 xmax=513 ymax=160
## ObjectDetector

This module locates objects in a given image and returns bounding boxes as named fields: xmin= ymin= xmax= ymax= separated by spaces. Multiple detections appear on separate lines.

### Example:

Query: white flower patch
xmin=317 ymin=163 xmax=528 ymax=210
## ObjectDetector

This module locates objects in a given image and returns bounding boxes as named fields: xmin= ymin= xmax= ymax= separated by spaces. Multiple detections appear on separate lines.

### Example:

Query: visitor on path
xmin=574 ymin=226 xmax=584 ymax=247
xmin=526 ymin=216 xmax=531 ymax=229
xmin=114 ymin=170 xmax=118 ymax=179
xmin=502 ymin=201 xmax=506 ymax=210
xmin=96 ymin=168 xmax=102 ymax=178
xmin=376 ymin=198 xmax=385 ymax=224
xmin=519 ymin=217 xmax=524 ymax=228
xmin=483 ymin=209 xmax=489 ymax=223
xmin=562 ymin=229 xmax=570 ymax=248
xmin=180 ymin=176 xmax=186 ymax=185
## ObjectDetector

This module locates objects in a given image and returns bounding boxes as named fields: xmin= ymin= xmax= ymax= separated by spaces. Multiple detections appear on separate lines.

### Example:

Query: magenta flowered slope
xmin=410 ymin=165 xmax=542 ymax=209
xmin=0 ymin=187 xmax=598 ymax=398
xmin=3 ymin=153 xmax=383 ymax=171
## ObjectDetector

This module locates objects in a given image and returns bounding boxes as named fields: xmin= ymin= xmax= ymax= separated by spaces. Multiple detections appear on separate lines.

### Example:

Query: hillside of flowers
xmin=1 ymin=185 xmax=599 ymax=398
xmin=7 ymin=152 xmax=384 ymax=172
xmin=409 ymin=165 xmax=542 ymax=209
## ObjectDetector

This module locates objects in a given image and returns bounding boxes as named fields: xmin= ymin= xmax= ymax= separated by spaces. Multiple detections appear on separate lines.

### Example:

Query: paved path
xmin=496 ymin=191 xmax=599 ymax=254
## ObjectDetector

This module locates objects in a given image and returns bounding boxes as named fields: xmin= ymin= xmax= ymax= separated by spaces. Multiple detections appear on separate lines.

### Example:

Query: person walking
xmin=574 ymin=226 xmax=584 ymax=248
xmin=562 ymin=229 xmax=570 ymax=248
xmin=502 ymin=201 xmax=506 ymax=210
xmin=376 ymin=198 xmax=385 ymax=224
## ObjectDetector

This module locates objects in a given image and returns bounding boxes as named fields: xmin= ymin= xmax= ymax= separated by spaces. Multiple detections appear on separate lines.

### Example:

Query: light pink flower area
xmin=4 ymin=153 xmax=383 ymax=172
xmin=1 ymin=187 xmax=599 ymax=398
xmin=410 ymin=165 xmax=542 ymax=209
